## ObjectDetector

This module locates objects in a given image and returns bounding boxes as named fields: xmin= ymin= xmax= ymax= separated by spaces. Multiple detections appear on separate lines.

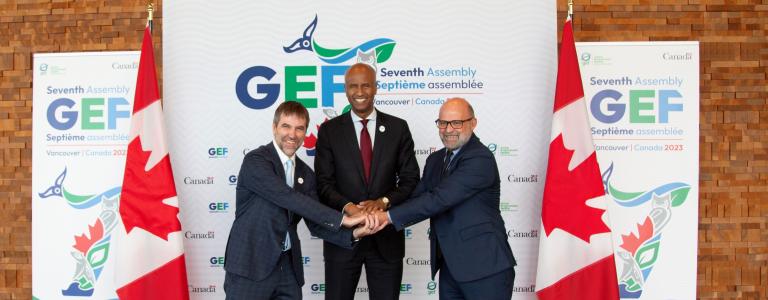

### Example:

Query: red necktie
xmin=360 ymin=119 xmax=372 ymax=183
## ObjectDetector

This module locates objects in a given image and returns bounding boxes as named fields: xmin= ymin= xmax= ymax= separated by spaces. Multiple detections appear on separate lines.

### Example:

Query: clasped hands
xmin=340 ymin=198 xmax=392 ymax=239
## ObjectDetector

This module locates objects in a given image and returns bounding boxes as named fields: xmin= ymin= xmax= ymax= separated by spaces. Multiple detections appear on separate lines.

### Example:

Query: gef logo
xmin=208 ymin=147 xmax=229 ymax=158
xmin=209 ymin=256 xmax=225 ymax=267
xmin=427 ymin=281 xmax=437 ymax=295
xmin=209 ymin=202 xmax=229 ymax=213
xmin=591 ymin=89 xmax=683 ymax=124
xmin=228 ymin=175 xmax=238 ymax=185
xmin=310 ymin=283 xmax=325 ymax=294
xmin=404 ymin=228 xmax=413 ymax=239
xmin=47 ymin=97 xmax=130 ymax=130
xmin=400 ymin=283 xmax=412 ymax=294
xmin=235 ymin=15 xmax=396 ymax=111
xmin=301 ymin=256 xmax=310 ymax=265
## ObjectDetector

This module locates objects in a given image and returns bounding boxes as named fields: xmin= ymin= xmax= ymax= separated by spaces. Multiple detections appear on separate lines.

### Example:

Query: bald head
xmin=345 ymin=63 xmax=376 ymax=79
xmin=344 ymin=63 xmax=378 ymax=118
xmin=438 ymin=97 xmax=477 ymax=150
xmin=440 ymin=98 xmax=475 ymax=118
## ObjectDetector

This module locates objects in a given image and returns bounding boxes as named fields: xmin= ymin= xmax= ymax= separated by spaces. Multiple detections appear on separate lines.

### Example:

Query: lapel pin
xmin=379 ymin=125 xmax=385 ymax=133
xmin=298 ymin=177 xmax=304 ymax=184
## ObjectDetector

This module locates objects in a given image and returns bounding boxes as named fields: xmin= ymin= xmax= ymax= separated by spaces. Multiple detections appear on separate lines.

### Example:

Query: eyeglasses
xmin=435 ymin=118 xmax=474 ymax=129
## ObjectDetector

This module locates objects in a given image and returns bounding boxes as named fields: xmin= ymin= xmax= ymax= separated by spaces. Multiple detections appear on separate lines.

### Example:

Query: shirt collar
xmin=351 ymin=109 xmax=378 ymax=124
xmin=272 ymin=141 xmax=294 ymax=166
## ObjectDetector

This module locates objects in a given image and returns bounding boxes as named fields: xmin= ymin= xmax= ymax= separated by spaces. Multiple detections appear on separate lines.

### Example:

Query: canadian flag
xmin=535 ymin=17 xmax=619 ymax=300
xmin=115 ymin=25 xmax=189 ymax=299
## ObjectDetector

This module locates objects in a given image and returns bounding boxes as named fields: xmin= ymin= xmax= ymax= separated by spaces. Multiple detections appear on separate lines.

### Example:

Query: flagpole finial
xmin=147 ymin=2 xmax=154 ymax=21
xmin=568 ymin=0 xmax=574 ymax=20
xmin=146 ymin=2 xmax=154 ymax=32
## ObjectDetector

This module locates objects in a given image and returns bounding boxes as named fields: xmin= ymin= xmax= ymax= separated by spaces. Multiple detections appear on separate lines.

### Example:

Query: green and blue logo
xmin=39 ymin=168 xmax=120 ymax=297
xmin=235 ymin=15 xmax=397 ymax=111
xmin=602 ymin=163 xmax=691 ymax=298
xmin=283 ymin=15 xmax=396 ymax=65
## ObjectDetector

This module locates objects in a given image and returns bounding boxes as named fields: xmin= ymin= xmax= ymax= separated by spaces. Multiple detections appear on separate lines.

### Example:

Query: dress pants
xmin=325 ymin=238 xmax=403 ymax=300
xmin=438 ymin=258 xmax=514 ymax=300
xmin=224 ymin=251 xmax=302 ymax=300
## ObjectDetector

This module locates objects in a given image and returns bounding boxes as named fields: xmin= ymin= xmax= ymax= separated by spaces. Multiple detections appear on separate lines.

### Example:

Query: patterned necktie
xmin=360 ymin=119 xmax=373 ymax=183
xmin=442 ymin=150 xmax=454 ymax=176
xmin=283 ymin=159 xmax=293 ymax=251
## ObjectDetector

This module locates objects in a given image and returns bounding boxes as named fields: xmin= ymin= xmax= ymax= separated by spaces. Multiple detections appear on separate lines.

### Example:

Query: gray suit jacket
xmin=224 ymin=142 xmax=354 ymax=285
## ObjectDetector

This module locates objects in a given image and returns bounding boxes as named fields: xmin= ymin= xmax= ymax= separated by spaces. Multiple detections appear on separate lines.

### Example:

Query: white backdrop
xmin=163 ymin=1 xmax=556 ymax=299
xmin=578 ymin=42 xmax=699 ymax=300
xmin=32 ymin=51 xmax=138 ymax=299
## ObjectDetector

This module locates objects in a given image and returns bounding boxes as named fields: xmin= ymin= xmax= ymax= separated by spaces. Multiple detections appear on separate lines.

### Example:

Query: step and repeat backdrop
xmin=162 ymin=1 xmax=556 ymax=299
xmin=30 ymin=2 xmax=699 ymax=300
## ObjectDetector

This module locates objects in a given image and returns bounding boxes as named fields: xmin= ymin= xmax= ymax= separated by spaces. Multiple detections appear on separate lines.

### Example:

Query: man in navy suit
xmin=376 ymin=98 xmax=516 ymax=300
xmin=224 ymin=101 xmax=379 ymax=299
xmin=314 ymin=63 xmax=420 ymax=300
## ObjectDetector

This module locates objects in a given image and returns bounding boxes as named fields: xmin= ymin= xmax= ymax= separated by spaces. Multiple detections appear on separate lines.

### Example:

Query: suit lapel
xmin=289 ymin=158 xmax=313 ymax=222
xmin=441 ymin=134 xmax=478 ymax=177
xmin=267 ymin=142 xmax=287 ymax=181
xmin=369 ymin=111 xmax=386 ymax=185
xmin=341 ymin=113 xmax=367 ymax=186
xmin=433 ymin=148 xmax=448 ymax=186
xmin=268 ymin=142 xmax=293 ymax=221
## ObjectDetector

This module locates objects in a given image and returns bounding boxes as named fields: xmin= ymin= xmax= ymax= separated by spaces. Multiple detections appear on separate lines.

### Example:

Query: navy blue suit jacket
xmin=388 ymin=134 xmax=516 ymax=282
xmin=224 ymin=143 xmax=354 ymax=285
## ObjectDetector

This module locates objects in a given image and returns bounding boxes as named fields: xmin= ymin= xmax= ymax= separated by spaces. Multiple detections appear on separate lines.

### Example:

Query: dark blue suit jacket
xmin=224 ymin=143 xmax=354 ymax=286
xmin=389 ymin=134 xmax=516 ymax=282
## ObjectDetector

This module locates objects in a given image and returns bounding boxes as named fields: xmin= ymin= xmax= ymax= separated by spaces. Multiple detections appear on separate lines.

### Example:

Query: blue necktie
xmin=283 ymin=159 xmax=293 ymax=251
xmin=285 ymin=159 xmax=293 ymax=188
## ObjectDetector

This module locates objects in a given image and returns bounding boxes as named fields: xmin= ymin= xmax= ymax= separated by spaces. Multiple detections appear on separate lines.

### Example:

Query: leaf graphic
xmin=608 ymin=183 xmax=643 ymax=201
xmin=670 ymin=187 xmax=690 ymax=207
xmin=313 ymin=40 xmax=348 ymax=58
xmin=375 ymin=43 xmax=396 ymax=63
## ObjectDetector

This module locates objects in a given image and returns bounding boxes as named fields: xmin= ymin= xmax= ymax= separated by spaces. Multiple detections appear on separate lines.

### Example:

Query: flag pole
xmin=146 ymin=2 xmax=154 ymax=32
xmin=568 ymin=0 xmax=573 ymax=20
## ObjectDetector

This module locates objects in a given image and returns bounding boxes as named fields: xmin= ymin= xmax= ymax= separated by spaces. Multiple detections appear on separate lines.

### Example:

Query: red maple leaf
xmin=120 ymin=136 xmax=181 ymax=240
xmin=73 ymin=219 xmax=104 ymax=254
xmin=541 ymin=134 xmax=611 ymax=243
xmin=303 ymin=118 xmax=329 ymax=149
xmin=304 ymin=132 xmax=317 ymax=149
xmin=620 ymin=216 xmax=654 ymax=255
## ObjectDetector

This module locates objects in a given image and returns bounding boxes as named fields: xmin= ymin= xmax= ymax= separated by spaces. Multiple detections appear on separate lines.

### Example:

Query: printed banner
xmin=577 ymin=42 xmax=699 ymax=300
xmin=32 ymin=52 xmax=139 ymax=299
xmin=164 ymin=1 xmax=556 ymax=299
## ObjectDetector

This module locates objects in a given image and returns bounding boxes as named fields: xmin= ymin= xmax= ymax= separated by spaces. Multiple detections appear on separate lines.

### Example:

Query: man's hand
xmin=359 ymin=198 xmax=387 ymax=213
xmin=343 ymin=202 xmax=363 ymax=216
xmin=373 ymin=210 xmax=391 ymax=228
xmin=352 ymin=213 xmax=378 ymax=239
xmin=352 ymin=213 xmax=389 ymax=239
xmin=342 ymin=213 xmax=367 ymax=228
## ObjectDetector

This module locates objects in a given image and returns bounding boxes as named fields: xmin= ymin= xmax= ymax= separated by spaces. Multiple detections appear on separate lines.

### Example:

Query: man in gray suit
xmin=224 ymin=101 xmax=380 ymax=299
